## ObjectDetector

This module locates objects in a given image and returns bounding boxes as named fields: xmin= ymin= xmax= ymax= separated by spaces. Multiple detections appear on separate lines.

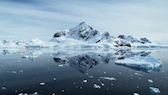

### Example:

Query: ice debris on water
xmin=40 ymin=82 xmax=45 ymax=86
xmin=133 ymin=93 xmax=139 ymax=95
xmin=1 ymin=86 xmax=7 ymax=90
xmin=62 ymin=89 xmax=65 ymax=93
xmin=53 ymin=78 xmax=57 ymax=81
xmin=134 ymin=73 xmax=142 ymax=76
xmin=100 ymin=77 xmax=116 ymax=81
xmin=18 ymin=92 xmax=40 ymax=95
xmin=30 ymin=92 xmax=40 ymax=95
xmin=93 ymin=84 xmax=101 ymax=89
xmin=58 ymin=64 xmax=64 ymax=67
xmin=100 ymin=82 xmax=105 ymax=86
xmin=18 ymin=93 xmax=28 ymax=95
xmin=11 ymin=71 xmax=17 ymax=74
xmin=89 ymin=76 xmax=93 ymax=78
xmin=148 ymin=79 xmax=153 ymax=83
xmin=83 ymin=79 xmax=88 ymax=83
xmin=149 ymin=87 xmax=160 ymax=94
xmin=11 ymin=70 xmax=24 ymax=74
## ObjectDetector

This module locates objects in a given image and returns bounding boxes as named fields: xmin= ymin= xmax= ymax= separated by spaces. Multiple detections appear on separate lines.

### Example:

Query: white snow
xmin=149 ymin=87 xmax=161 ymax=94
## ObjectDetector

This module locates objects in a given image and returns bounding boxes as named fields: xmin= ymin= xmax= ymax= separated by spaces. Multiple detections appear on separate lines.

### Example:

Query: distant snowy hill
xmin=0 ymin=38 xmax=50 ymax=50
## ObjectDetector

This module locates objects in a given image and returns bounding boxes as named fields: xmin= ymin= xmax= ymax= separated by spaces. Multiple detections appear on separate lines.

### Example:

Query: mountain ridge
xmin=52 ymin=22 xmax=155 ymax=47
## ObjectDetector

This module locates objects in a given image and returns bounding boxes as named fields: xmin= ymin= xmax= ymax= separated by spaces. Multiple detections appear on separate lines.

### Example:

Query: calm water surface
xmin=0 ymin=49 xmax=168 ymax=95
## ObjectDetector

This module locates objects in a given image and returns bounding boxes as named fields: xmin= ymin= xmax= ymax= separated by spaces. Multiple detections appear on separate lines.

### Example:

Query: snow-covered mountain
xmin=117 ymin=35 xmax=151 ymax=44
xmin=52 ymin=22 xmax=112 ymax=43
xmin=51 ymin=22 xmax=158 ymax=48
xmin=0 ymin=22 xmax=167 ymax=50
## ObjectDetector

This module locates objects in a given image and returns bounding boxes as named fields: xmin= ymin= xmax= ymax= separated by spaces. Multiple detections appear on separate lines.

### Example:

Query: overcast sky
xmin=0 ymin=0 xmax=168 ymax=44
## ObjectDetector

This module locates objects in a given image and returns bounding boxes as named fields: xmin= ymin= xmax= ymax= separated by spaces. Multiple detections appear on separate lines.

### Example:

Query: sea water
xmin=0 ymin=49 xmax=168 ymax=95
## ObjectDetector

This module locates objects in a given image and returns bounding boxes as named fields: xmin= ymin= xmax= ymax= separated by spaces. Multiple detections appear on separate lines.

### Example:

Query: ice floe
xmin=115 ymin=55 xmax=162 ymax=72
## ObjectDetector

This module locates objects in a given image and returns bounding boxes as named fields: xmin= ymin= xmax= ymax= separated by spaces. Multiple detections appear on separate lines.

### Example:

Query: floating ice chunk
xmin=149 ymin=87 xmax=160 ymax=94
xmin=93 ymin=84 xmax=101 ymax=89
xmin=100 ymin=82 xmax=105 ymax=86
xmin=40 ymin=82 xmax=45 ymax=86
xmin=83 ymin=79 xmax=88 ymax=83
xmin=53 ymin=78 xmax=57 ymax=81
xmin=115 ymin=55 xmax=162 ymax=72
xmin=100 ymin=77 xmax=116 ymax=81
xmin=148 ymin=79 xmax=153 ymax=83
xmin=18 ymin=93 xmax=28 ymax=95
xmin=134 ymin=73 xmax=142 ymax=76
xmin=18 ymin=92 xmax=39 ymax=95
xmin=58 ymin=64 xmax=64 ymax=67
xmin=1 ymin=86 xmax=7 ymax=90
xmin=133 ymin=93 xmax=139 ymax=95
xmin=62 ymin=89 xmax=65 ymax=93
xmin=30 ymin=92 xmax=40 ymax=95
xmin=89 ymin=76 xmax=93 ymax=78
xmin=11 ymin=71 xmax=17 ymax=74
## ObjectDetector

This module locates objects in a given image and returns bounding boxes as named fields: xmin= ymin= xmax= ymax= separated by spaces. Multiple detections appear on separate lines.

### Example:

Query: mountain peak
xmin=71 ymin=22 xmax=93 ymax=31
xmin=79 ymin=21 xmax=87 ymax=25
xmin=67 ymin=22 xmax=99 ymax=41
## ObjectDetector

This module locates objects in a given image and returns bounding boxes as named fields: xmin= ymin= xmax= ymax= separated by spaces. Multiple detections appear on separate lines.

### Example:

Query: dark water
xmin=0 ymin=49 xmax=168 ymax=95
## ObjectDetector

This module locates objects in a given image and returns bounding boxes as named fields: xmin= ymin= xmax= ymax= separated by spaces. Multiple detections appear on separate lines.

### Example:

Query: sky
xmin=0 ymin=0 xmax=168 ymax=44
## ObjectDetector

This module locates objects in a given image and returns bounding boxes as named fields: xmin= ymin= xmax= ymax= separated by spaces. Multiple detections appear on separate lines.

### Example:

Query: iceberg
xmin=115 ymin=55 xmax=162 ymax=72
